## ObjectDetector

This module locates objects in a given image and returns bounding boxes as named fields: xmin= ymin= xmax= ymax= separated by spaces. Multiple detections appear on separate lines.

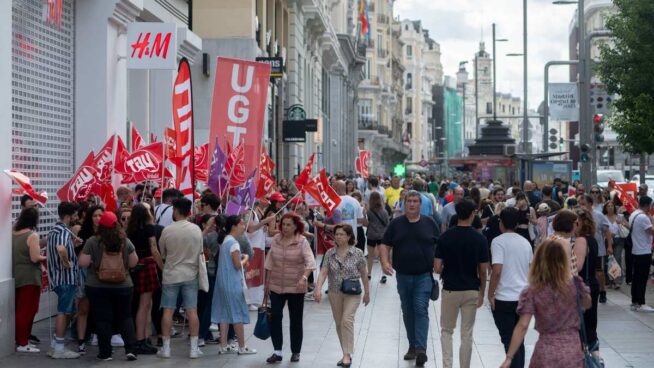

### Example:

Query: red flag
xmin=130 ymin=123 xmax=145 ymax=152
xmin=57 ymin=152 xmax=100 ymax=202
xmin=115 ymin=142 xmax=165 ymax=184
xmin=261 ymin=145 xmax=275 ymax=173
xmin=256 ymin=169 xmax=276 ymax=199
xmin=209 ymin=57 xmax=270 ymax=193
xmin=295 ymin=153 xmax=315 ymax=191
xmin=610 ymin=181 xmax=638 ymax=214
xmin=100 ymin=183 xmax=118 ymax=212
xmin=355 ymin=150 xmax=371 ymax=178
xmin=93 ymin=135 xmax=128 ymax=183
xmin=173 ymin=58 xmax=195 ymax=201
xmin=304 ymin=169 xmax=341 ymax=217
xmin=194 ymin=144 xmax=209 ymax=182
xmin=225 ymin=142 xmax=246 ymax=188
xmin=4 ymin=169 xmax=48 ymax=205
xmin=164 ymin=127 xmax=178 ymax=159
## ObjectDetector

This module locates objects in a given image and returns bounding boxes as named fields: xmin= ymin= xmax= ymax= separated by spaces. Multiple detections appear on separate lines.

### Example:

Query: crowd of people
xmin=10 ymin=171 xmax=654 ymax=367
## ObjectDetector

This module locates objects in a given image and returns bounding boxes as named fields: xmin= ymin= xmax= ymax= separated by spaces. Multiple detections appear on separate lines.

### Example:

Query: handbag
xmin=573 ymin=277 xmax=603 ymax=368
xmin=254 ymin=283 xmax=272 ymax=340
xmin=341 ymin=278 xmax=362 ymax=295
xmin=198 ymin=253 xmax=209 ymax=292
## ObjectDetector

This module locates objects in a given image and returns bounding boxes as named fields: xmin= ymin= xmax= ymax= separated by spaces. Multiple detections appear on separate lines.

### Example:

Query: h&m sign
xmin=127 ymin=23 xmax=177 ymax=69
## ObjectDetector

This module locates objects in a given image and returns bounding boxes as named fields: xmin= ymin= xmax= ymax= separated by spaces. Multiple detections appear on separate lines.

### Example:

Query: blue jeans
xmin=396 ymin=273 xmax=431 ymax=351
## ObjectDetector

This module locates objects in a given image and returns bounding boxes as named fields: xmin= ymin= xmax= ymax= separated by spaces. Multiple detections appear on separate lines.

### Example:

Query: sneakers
xmin=135 ymin=340 xmax=157 ymax=355
xmin=28 ymin=335 xmax=40 ymax=345
xmin=249 ymin=304 xmax=259 ymax=311
xmin=416 ymin=351 xmax=428 ymax=367
xmin=96 ymin=355 xmax=113 ymax=361
xmin=599 ymin=291 xmax=607 ymax=303
xmin=51 ymin=348 xmax=81 ymax=359
xmin=266 ymin=353 xmax=282 ymax=363
xmin=111 ymin=335 xmax=124 ymax=347
xmin=197 ymin=338 xmax=206 ymax=347
xmin=403 ymin=348 xmax=416 ymax=360
xmin=290 ymin=353 xmax=300 ymax=362
xmin=190 ymin=347 xmax=204 ymax=359
xmin=209 ymin=323 xmax=219 ymax=332
xmin=636 ymin=304 xmax=654 ymax=313
xmin=157 ymin=347 xmax=171 ymax=359
xmin=219 ymin=345 xmax=238 ymax=354
xmin=16 ymin=345 xmax=40 ymax=353
xmin=304 ymin=293 xmax=315 ymax=301
xmin=205 ymin=337 xmax=220 ymax=345
xmin=238 ymin=346 xmax=257 ymax=355
xmin=126 ymin=352 xmax=138 ymax=361
xmin=90 ymin=334 xmax=98 ymax=346
xmin=77 ymin=343 xmax=86 ymax=355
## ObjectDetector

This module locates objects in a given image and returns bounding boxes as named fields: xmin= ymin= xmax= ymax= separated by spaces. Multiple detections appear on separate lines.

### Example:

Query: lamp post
xmin=522 ymin=0 xmax=529 ymax=158
xmin=459 ymin=60 xmax=469 ymax=149
xmin=492 ymin=23 xmax=508 ymax=122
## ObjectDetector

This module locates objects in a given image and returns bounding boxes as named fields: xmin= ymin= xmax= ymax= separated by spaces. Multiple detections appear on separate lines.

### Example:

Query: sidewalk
xmin=2 ymin=263 xmax=654 ymax=367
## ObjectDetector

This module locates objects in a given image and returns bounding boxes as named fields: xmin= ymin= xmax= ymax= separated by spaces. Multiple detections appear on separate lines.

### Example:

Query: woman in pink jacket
xmin=264 ymin=213 xmax=316 ymax=364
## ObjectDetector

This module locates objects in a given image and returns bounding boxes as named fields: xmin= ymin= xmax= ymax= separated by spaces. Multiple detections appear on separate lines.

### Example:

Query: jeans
xmin=270 ymin=292 xmax=305 ymax=354
xmin=198 ymin=275 xmax=216 ymax=340
xmin=631 ymin=254 xmax=652 ymax=305
xmin=86 ymin=286 xmax=137 ymax=358
xmin=441 ymin=290 xmax=479 ymax=368
xmin=396 ymin=273 xmax=431 ymax=352
xmin=492 ymin=300 xmax=524 ymax=368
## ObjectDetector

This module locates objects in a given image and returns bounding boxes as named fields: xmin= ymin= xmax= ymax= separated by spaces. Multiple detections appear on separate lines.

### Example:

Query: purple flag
xmin=224 ymin=170 xmax=257 ymax=216
xmin=208 ymin=137 xmax=227 ymax=195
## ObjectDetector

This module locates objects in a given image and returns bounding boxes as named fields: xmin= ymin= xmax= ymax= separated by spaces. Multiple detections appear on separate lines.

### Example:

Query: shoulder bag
xmin=573 ymin=277 xmax=603 ymax=368
xmin=335 ymin=253 xmax=362 ymax=295
xmin=198 ymin=252 xmax=209 ymax=292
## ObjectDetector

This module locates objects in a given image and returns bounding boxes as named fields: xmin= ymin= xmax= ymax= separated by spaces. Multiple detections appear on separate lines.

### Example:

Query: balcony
xmin=377 ymin=14 xmax=389 ymax=24
xmin=378 ymin=125 xmax=392 ymax=138
xmin=377 ymin=49 xmax=389 ymax=58
xmin=358 ymin=117 xmax=378 ymax=131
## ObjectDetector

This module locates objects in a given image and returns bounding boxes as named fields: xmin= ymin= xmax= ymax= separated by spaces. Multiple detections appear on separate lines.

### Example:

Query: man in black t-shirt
xmin=380 ymin=191 xmax=439 ymax=367
xmin=435 ymin=199 xmax=489 ymax=368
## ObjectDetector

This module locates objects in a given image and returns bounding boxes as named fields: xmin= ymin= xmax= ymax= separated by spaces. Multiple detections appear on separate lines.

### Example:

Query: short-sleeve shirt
xmin=440 ymin=202 xmax=457 ymax=227
xmin=337 ymin=195 xmax=364 ymax=238
xmin=491 ymin=232 xmax=532 ymax=301
xmin=46 ymin=222 xmax=79 ymax=288
xmin=128 ymin=224 xmax=156 ymax=258
xmin=592 ymin=210 xmax=610 ymax=256
xmin=435 ymin=226 xmax=489 ymax=291
xmin=630 ymin=210 xmax=653 ymax=255
xmin=323 ymin=246 xmax=366 ymax=293
xmin=82 ymin=236 xmax=135 ymax=288
xmin=382 ymin=215 xmax=439 ymax=275
xmin=384 ymin=187 xmax=402 ymax=208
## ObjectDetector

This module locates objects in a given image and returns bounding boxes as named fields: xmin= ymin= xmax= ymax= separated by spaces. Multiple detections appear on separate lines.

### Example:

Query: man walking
xmin=158 ymin=198 xmax=204 ymax=358
xmin=629 ymin=196 xmax=654 ymax=312
xmin=440 ymin=186 xmax=464 ymax=233
xmin=435 ymin=199 xmax=489 ymax=368
xmin=488 ymin=207 xmax=532 ymax=368
xmin=46 ymin=202 xmax=81 ymax=359
xmin=380 ymin=191 xmax=439 ymax=367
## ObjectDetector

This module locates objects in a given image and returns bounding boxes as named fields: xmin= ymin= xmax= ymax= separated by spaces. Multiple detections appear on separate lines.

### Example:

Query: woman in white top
xmin=603 ymin=200 xmax=628 ymax=288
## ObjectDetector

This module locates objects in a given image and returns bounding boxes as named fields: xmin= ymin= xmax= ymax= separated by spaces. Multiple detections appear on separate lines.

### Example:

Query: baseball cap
xmin=98 ymin=211 xmax=118 ymax=228
xmin=269 ymin=192 xmax=286 ymax=202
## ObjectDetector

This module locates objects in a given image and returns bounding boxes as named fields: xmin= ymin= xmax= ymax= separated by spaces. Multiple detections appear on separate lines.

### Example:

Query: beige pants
xmin=328 ymin=291 xmax=361 ymax=355
xmin=440 ymin=290 xmax=479 ymax=368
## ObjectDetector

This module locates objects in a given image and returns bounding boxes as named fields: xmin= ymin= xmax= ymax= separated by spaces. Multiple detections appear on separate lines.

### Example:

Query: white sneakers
xmin=157 ymin=346 xmax=171 ymax=359
xmin=190 ymin=347 xmax=204 ymax=359
xmin=111 ymin=334 xmax=125 ymax=347
xmin=635 ymin=304 xmax=654 ymax=313
xmin=219 ymin=345 xmax=238 ymax=354
xmin=49 ymin=348 xmax=81 ymax=359
xmin=16 ymin=344 xmax=40 ymax=353
xmin=238 ymin=346 xmax=257 ymax=355
xmin=209 ymin=323 xmax=219 ymax=332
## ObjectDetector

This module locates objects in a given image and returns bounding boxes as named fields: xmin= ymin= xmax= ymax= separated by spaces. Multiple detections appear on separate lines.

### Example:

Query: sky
xmin=395 ymin=0 xmax=579 ymax=111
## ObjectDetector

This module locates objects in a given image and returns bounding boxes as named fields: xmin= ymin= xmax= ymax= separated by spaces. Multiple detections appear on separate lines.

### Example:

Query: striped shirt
xmin=46 ymin=222 xmax=79 ymax=288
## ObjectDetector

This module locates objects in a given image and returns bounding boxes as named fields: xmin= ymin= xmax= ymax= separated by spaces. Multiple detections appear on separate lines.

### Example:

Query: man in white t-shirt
xmin=154 ymin=189 xmax=183 ymax=227
xmin=488 ymin=207 xmax=533 ymax=367
xmin=364 ymin=176 xmax=385 ymax=205
xmin=333 ymin=180 xmax=365 ymax=239
xmin=629 ymin=196 xmax=654 ymax=312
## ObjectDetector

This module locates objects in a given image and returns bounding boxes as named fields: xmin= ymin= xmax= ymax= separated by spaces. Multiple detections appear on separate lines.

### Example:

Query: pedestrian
xmin=79 ymin=211 xmax=139 ymax=361
xmin=628 ymin=196 xmax=654 ymax=312
xmin=313 ymin=224 xmax=370 ymax=367
xmin=349 ymin=191 xmax=368 ymax=253
xmin=440 ymin=186 xmax=464 ymax=233
xmin=514 ymin=193 xmax=537 ymax=246
xmin=157 ymin=197 xmax=204 ymax=358
xmin=211 ymin=215 xmax=257 ymax=355
xmin=13 ymin=207 xmax=46 ymax=353
xmin=579 ymin=194 xmax=612 ymax=303
xmin=535 ymin=203 xmax=551 ymax=245
xmin=488 ymin=207 xmax=532 ymax=368
xmin=197 ymin=214 xmax=219 ymax=345
xmin=380 ymin=190 xmax=439 ymax=367
xmin=125 ymin=203 xmax=163 ymax=354
xmin=435 ymin=199 xmax=489 ymax=368
xmin=604 ymin=200 xmax=627 ymax=289
xmin=264 ymin=213 xmax=316 ymax=363
xmin=46 ymin=201 xmax=81 ymax=359
xmin=551 ymin=209 xmax=580 ymax=274
xmin=153 ymin=188 xmax=182 ymax=227
xmin=499 ymin=239 xmax=591 ymax=368
xmin=366 ymin=191 xmax=390 ymax=284
xmin=333 ymin=181 xmax=366 ymax=242
xmin=385 ymin=176 xmax=403 ymax=209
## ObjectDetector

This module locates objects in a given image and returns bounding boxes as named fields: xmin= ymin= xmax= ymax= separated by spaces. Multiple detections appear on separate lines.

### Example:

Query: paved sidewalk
xmin=2 ymin=262 xmax=654 ymax=367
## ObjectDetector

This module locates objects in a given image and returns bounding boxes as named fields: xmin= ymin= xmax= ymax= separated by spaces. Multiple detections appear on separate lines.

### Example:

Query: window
xmin=406 ymin=45 xmax=413 ymax=59
xmin=406 ymin=73 xmax=412 ymax=89
xmin=377 ymin=33 xmax=382 ymax=50
xmin=486 ymin=102 xmax=492 ymax=114
xmin=406 ymin=97 xmax=413 ymax=114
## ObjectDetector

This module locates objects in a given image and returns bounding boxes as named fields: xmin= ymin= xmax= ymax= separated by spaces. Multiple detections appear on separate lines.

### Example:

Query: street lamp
xmin=492 ymin=23 xmax=508 ymax=123
xmin=459 ymin=60 xmax=469 ymax=150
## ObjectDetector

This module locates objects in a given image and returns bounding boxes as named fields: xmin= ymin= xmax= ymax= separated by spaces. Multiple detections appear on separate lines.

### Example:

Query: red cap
xmin=98 ymin=211 xmax=118 ymax=228
xmin=289 ymin=196 xmax=305 ymax=205
xmin=153 ymin=188 xmax=161 ymax=198
xmin=269 ymin=192 xmax=286 ymax=202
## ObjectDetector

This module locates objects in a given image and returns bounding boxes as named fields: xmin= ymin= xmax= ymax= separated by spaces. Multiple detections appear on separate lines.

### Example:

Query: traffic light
xmin=580 ymin=143 xmax=591 ymax=162
xmin=393 ymin=163 xmax=406 ymax=177
xmin=548 ymin=128 xmax=559 ymax=150
xmin=594 ymin=114 xmax=605 ymax=143
xmin=559 ymin=137 xmax=564 ymax=150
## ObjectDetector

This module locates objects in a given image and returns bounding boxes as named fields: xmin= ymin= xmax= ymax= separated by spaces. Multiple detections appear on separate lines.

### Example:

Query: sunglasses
xmin=121 ymin=217 xmax=129 ymax=221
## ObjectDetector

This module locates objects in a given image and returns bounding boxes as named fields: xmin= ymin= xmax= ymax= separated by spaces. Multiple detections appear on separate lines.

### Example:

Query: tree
xmin=596 ymin=0 xmax=654 ymax=159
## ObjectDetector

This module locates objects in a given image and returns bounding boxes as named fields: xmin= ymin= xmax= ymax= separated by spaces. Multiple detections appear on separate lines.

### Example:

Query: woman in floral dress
xmin=500 ymin=239 xmax=591 ymax=368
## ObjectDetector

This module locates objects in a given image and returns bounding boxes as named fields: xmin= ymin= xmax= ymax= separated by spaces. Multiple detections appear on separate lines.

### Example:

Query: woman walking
xmin=604 ymin=200 xmax=627 ymax=289
xmin=125 ymin=203 xmax=163 ymax=354
xmin=12 ymin=207 xmax=46 ymax=353
xmin=264 ymin=213 xmax=316 ymax=363
xmin=500 ymin=239 xmax=591 ymax=368
xmin=515 ymin=193 xmax=537 ymax=246
xmin=211 ymin=215 xmax=257 ymax=355
xmin=314 ymin=224 xmax=370 ymax=367
xmin=79 ymin=211 xmax=139 ymax=361
xmin=366 ymin=191 xmax=389 ymax=283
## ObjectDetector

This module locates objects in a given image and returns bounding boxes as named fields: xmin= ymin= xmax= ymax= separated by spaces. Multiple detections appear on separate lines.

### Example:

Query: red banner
xmin=355 ymin=150 xmax=371 ymax=178
xmin=130 ymin=123 xmax=144 ymax=152
xmin=209 ymin=57 xmax=270 ymax=191
xmin=4 ymin=170 xmax=48 ymax=205
xmin=304 ymin=169 xmax=341 ymax=217
xmin=115 ymin=142 xmax=165 ymax=184
xmin=194 ymin=144 xmax=209 ymax=182
xmin=57 ymin=152 xmax=100 ymax=202
xmin=173 ymin=58 xmax=195 ymax=200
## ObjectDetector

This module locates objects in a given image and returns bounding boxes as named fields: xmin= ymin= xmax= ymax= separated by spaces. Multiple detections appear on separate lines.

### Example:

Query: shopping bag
xmin=198 ymin=253 xmax=209 ymax=292
xmin=607 ymin=255 xmax=622 ymax=281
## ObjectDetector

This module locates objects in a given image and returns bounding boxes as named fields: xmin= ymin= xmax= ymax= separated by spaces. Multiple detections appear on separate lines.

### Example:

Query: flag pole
xmin=274 ymin=191 xmax=302 ymax=217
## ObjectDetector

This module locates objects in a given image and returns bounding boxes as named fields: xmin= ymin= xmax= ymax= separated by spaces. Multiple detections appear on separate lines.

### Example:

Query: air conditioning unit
xmin=504 ymin=144 xmax=516 ymax=156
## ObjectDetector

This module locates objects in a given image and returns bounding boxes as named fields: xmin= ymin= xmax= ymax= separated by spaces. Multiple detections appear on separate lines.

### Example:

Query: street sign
xmin=548 ymin=83 xmax=579 ymax=121
xmin=255 ymin=57 xmax=284 ymax=78
xmin=419 ymin=159 xmax=428 ymax=167
xmin=127 ymin=23 xmax=177 ymax=69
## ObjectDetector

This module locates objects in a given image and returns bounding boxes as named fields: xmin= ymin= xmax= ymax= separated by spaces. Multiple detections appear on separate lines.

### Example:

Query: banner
xmin=57 ymin=152 xmax=100 ymax=202
xmin=610 ymin=181 xmax=638 ymax=214
xmin=172 ymin=58 xmax=195 ymax=200
xmin=115 ymin=142 xmax=166 ymax=183
xmin=304 ymin=169 xmax=341 ymax=217
xmin=355 ymin=150 xmax=371 ymax=178
xmin=93 ymin=135 xmax=128 ymax=183
xmin=194 ymin=144 xmax=209 ymax=182
xmin=130 ymin=123 xmax=145 ymax=152
xmin=295 ymin=153 xmax=315 ymax=191
xmin=209 ymin=57 xmax=270 ymax=191
xmin=548 ymin=83 xmax=579 ymax=121
xmin=4 ymin=170 xmax=48 ymax=205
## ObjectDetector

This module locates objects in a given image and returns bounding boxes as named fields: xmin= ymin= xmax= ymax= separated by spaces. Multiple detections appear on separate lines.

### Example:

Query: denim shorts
xmin=161 ymin=278 xmax=198 ymax=309
xmin=54 ymin=284 xmax=77 ymax=314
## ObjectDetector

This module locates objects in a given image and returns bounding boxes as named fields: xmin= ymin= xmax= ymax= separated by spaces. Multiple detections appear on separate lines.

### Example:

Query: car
xmin=630 ymin=174 xmax=654 ymax=196
xmin=597 ymin=170 xmax=626 ymax=189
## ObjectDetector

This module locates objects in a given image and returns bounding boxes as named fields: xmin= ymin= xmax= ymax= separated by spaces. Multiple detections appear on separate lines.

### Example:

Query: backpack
xmin=97 ymin=241 xmax=127 ymax=284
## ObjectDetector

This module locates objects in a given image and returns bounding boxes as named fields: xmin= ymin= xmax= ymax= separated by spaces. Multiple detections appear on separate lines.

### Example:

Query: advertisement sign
xmin=209 ymin=57 xmax=270 ymax=190
xmin=283 ymin=120 xmax=306 ymax=142
xmin=127 ymin=22 xmax=177 ymax=69
xmin=255 ymin=57 xmax=284 ymax=78
xmin=530 ymin=160 xmax=572 ymax=189
xmin=548 ymin=83 xmax=579 ymax=121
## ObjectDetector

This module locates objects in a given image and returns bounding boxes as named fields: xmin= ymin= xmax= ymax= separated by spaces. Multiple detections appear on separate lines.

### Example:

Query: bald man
xmin=334 ymin=180 xmax=366 ymax=241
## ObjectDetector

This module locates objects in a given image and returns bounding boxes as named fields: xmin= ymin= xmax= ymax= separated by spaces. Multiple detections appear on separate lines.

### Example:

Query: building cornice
xmin=110 ymin=0 xmax=143 ymax=29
